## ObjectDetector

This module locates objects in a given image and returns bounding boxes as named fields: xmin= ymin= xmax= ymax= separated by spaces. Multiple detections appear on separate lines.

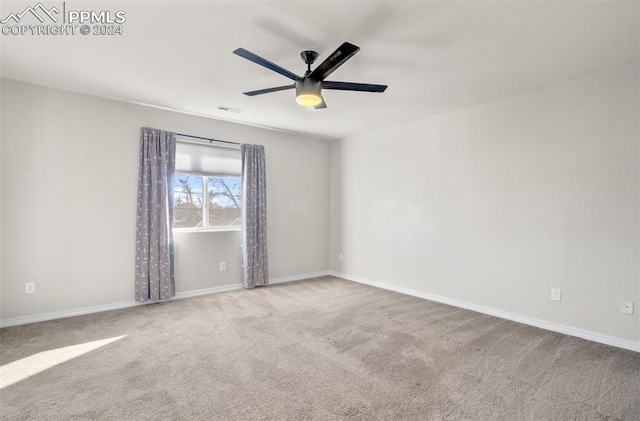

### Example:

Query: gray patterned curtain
xmin=135 ymin=127 xmax=176 ymax=301
xmin=241 ymin=144 xmax=268 ymax=288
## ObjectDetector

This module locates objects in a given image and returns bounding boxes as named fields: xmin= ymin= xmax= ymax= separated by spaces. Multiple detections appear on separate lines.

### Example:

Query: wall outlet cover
xmin=551 ymin=288 xmax=562 ymax=302
xmin=621 ymin=300 xmax=634 ymax=315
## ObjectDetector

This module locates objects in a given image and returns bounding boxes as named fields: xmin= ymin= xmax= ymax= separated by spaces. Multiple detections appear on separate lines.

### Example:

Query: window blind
xmin=175 ymin=141 xmax=241 ymax=176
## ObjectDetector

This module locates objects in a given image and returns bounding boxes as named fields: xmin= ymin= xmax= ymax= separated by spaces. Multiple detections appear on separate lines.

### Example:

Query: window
xmin=173 ymin=139 xmax=242 ymax=231
xmin=173 ymin=174 xmax=241 ymax=230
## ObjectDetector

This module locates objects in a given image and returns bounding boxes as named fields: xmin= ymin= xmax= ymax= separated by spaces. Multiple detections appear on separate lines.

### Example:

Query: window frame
xmin=172 ymin=171 xmax=242 ymax=233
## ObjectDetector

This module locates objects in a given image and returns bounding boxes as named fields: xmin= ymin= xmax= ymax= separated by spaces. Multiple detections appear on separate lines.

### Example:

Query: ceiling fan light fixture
xmin=234 ymin=42 xmax=387 ymax=109
xmin=296 ymin=92 xmax=322 ymax=107
xmin=295 ymin=79 xmax=322 ymax=107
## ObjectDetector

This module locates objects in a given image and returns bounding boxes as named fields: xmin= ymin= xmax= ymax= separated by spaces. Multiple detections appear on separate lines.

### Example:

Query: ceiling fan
xmin=233 ymin=42 xmax=387 ymax=109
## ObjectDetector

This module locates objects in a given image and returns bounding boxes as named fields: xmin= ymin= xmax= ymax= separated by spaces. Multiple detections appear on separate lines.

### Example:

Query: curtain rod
xmin=176 ymin=133 xmax=240 ymax=146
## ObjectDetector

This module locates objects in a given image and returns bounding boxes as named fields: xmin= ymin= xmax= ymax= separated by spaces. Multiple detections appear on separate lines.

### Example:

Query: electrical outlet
xmin=220 ymin=262 xmax=227 ymax=272
xmin=621 ymin=300 xmax=634 ymax=315
xmin=25 ymin=282 xmax=36 ymax=294
xmin=338 ymin=253 xmax=343 ymax=261
xmin=551 ymin=288 xmax=561 ymax=302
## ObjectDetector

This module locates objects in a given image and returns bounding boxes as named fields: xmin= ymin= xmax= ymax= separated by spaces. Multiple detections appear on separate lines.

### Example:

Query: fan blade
xmin=233 ymin=48 xmax=300 ymax=81
xmin=322 ymin=81 xmax=387 ymax=93
xmin=309 ymin=42 xmax=360 ymax=82
xmin=314 ymin=96 xmax=327 ymax=109
xmin=243 ymin=84 xmax=295 ymax=96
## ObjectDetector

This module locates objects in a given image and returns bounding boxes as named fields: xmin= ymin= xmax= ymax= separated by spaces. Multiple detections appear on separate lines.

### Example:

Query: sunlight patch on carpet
xmin=0 ymin=335 xmax=126 ymax=389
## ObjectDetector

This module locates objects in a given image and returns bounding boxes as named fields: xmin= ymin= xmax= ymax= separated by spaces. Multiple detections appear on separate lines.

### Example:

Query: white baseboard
xmin=0 ymin=299 xmax=147 ymax=328
xmin=269 ymin=270 xmax=331 ymax=285
xmin=0 ymin=271 xmax=330 ymax=328
xmin=329 ymin=271 xmax=640 ymax=353
xmin=8 ymin=269 xmax=634 ymax=354
xmin=174 ymin=283 xmax=243 ymax=300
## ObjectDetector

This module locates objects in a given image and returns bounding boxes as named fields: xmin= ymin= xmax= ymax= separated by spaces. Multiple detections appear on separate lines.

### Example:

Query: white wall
xmin=330 ymin=65 xmax=639 ymax=343
xmin=0 ymin=79 xmax=331 ymax=320
xmin=3 ymin=65 xmax=639 ymax=347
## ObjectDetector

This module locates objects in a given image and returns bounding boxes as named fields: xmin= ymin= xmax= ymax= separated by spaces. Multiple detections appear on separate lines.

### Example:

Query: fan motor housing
xmin=295 ymin=78 xmax=322 ymax=106
xmin=296 ymin=78 xmax=321 ymax=94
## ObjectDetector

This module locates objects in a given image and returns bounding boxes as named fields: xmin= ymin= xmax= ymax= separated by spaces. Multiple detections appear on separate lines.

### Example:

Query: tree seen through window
xmin=173 ymin=174 xmax=241 ymax=229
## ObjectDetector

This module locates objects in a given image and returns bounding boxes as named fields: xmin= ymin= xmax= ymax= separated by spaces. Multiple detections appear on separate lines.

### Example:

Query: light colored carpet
xmin=1 ymin=276 xmax=638 ymax=420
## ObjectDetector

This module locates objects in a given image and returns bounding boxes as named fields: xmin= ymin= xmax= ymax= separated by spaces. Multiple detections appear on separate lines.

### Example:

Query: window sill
xmin=174 ymin=227 xmax=241 ymax=233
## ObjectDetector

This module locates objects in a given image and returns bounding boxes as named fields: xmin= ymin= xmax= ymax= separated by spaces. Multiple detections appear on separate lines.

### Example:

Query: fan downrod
xmin=300 ymin=50 xmax=319 ymax=73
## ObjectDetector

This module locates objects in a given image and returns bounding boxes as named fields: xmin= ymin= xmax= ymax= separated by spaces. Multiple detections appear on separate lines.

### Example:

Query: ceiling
xmin=1 ymin=1 xmax=638 ymax=140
